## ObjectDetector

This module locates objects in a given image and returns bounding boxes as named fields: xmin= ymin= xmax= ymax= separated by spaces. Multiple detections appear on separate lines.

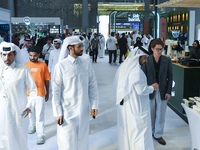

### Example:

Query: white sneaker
xmin=37 ymin=136 xmax=45 ymax=145
xmin=28 ymin=126 xmax=36 ymax=134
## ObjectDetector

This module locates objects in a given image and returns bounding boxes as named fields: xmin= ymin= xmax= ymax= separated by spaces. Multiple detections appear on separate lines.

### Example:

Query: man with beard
xmin=52 ymin=36 xmax=99 ymax=149
xmin=23 ymin=46 xmax=51 ymax=145
xmin=114 ymin=46 xmax=158 ymax=150
xmin=21 ymin=38 xmax=33 ymax=64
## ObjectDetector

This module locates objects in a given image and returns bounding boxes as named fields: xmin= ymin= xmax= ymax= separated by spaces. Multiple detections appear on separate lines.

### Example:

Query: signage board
xmin=23 ymin=16 xmax=31 ymax=25
xmin=127 ymin=14 xmax=140 ymax=22
xmin=132 ymin=23 xmax=139 ymax=29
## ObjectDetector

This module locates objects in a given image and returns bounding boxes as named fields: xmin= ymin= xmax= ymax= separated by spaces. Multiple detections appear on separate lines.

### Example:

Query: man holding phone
xmin=0 ymin=42 xmax=37 ymax=150
xmin=52 ymin=36 xmax=99 ymax=150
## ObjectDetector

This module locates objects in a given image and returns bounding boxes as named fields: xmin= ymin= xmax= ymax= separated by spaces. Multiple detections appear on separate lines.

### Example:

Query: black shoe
xmin=154 ymin=137 xmax=166 ymax=145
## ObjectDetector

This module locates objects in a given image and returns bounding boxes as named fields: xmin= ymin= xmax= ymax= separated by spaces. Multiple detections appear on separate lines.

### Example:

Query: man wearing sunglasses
xmin=142 ymin=39 xmax=173 ymax=146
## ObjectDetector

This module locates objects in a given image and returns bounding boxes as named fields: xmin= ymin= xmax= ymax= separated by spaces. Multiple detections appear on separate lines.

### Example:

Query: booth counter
xmin=168 ymin=63 xmax=200 ymax=120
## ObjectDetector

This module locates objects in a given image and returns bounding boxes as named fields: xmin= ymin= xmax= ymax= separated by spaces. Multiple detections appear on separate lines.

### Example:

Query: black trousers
xmin=119 ymin=51 xmax=127 ymax=64
xmin=92 ymin=48 xmax=98 ymax=62
xmin=45 ymin=60 xmax=49 ymax=66
xmin=108 ymin=50 xmax=117 ymax=63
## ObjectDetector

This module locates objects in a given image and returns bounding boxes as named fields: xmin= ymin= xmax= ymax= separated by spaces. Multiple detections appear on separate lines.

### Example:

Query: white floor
xmin=28 ymin=56 xmax=191 ymax=150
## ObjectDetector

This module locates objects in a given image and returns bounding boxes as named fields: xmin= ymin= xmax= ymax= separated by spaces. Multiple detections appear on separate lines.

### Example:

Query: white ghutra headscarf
xmin=113 ymin=46 xmax=149 ymax=105
xmin=0 ymin=42 xmax=22 ymax=64
xmin=58 ymin=36 xmax=83 ymax=62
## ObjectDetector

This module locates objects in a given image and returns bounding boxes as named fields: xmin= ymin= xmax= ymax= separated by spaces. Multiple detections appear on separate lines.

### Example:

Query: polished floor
xmin=28 ymin=56 xmax=191 ymax=150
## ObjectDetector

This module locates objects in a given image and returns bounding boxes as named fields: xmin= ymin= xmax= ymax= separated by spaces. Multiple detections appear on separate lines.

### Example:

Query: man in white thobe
xmin=21 ymin=39 xmax=33 ymax=64
xmin=133 ymin=31 xmax=141 ymax=44
xmin=141 ymin=34 xmax=149 ymax=49
xmin=113 ymin=46 xmax=158 ymax=150
xmin=148 ymin=34 xmax=154 ymax=44
xmin=52 ymin=36 xmax=99 ymax=150
xmin=48 ymin=39 xmax=62 ymax=81
xmin=58 ymin=36 xmax=91 ymax=63
xmin=126 ymin=34 xmax=132 ymax=51
xmin=98 ymin=34 xmax=105 ymax=58
xmin=82 ymin=34 xmax=90 ymax=54
xmin=0 ymin=42 xmax=37 ymax=150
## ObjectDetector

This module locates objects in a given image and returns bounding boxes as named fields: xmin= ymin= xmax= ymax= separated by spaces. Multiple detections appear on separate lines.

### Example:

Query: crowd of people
xmin=0 ymin=29 xmax=185 ymax=150
xmin=0 ymin=32 xmax=100 ymax=149
xmin=10 ymin=31 xmax=155 ymax=66
xmin=106 ymin=31 xmax=154 ymax=65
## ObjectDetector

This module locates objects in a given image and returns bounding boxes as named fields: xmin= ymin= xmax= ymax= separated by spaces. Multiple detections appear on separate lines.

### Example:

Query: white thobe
xmin=117 ymin=69 xmax=154 ymax=150
xmin=141 ymin=37 xmax=148 ymax=49
xmin=83 ymin=38 xmax=90 ymax=54
xmin=48 ymin=48 xmax=61 ymax=80
xmin=21 ymin=47 xmax=29 ymax=64
xmin=19 ymin=36 xmax=24 ymax=46
xmin=52 ymin=55 xmax=99 ymax=150
xmin=0 ymin=56 xmax=3 ymax=64
xmin=0 ymin=61 xmax=37 ymax=150
xmin=81 ymin=53 xmax=91 ymax=62
xmin=98 ymin=37 xmax=105 ymax=57
xmin=148 ymin=37 xmax=154 ymax=47
xmin=127 ymin=37 xmax=132 ymax=50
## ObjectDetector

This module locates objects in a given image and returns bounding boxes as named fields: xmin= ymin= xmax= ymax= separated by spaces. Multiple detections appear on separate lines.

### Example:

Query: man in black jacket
xmin=142 ymin=39 xmax=173 ymax=146
xmin=118 ymin=33 xmax=130 ymax=64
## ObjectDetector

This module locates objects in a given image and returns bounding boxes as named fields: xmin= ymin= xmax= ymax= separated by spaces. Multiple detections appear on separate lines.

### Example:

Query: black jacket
xmin=142 ymin=55 xmax=173 ymax=100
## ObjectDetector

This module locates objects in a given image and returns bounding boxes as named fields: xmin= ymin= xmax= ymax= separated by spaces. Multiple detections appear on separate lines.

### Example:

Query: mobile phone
xmin=59 ymin=118 xmax=64 ymax=126
xmin=20 ymin=111 xmax=27 ymax=119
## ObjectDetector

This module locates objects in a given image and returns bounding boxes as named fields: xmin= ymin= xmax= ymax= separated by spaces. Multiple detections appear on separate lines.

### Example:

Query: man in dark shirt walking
xmin=90 ymin=33 xmax=101 ymax=63
xmin=118 ymin=33 xmax=129 ymax=64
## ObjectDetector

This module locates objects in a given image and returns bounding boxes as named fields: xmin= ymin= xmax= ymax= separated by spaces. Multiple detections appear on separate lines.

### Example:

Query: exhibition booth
xmin=157 ymin=1 xmax=200 ymax=149
xmin=0 ymin=7 xmax=11 ymax=42
xmin=11 ymin=17 xmax=62 ymax=38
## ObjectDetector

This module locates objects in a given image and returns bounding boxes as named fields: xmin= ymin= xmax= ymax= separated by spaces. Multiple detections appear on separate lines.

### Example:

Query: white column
xmin=189 ymin=11 xmax=195 ymax=46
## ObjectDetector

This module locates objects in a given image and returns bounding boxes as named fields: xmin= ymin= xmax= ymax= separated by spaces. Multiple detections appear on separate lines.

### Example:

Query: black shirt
xmin=118 ymin=37 xmax=128 ymax=52
xmin=134 ymin=41 xmax=143 ymax=48
xmin=153 ymin=55 xmax=162 ymax=84
xmin=91 ymin=38 xmax=99 ymax=50
xmin=189 ymin=46 xmax=200 ymax=59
